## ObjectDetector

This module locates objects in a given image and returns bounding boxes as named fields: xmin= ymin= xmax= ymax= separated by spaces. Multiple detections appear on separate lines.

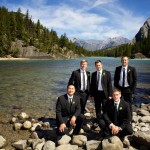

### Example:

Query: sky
xmin=0 ymin=0 xmax=150 ymax=40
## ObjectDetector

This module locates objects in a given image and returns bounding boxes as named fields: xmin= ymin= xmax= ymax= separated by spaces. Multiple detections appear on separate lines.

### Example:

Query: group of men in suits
xmin=56 ymin=56 xmax=137 ymax=139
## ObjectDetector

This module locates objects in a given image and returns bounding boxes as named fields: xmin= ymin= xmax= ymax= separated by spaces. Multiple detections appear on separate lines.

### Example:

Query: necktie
xmin=114 ymin=103 xmax=118 ymax=125
xmin=83 ymin=72 xmax=86 ymax=91
xmin=68 ymin=98 xmax=72 ymax=113
xmin=122 ymin=68 xmax=125 ymax=87
xmin=98 ymin=72 xmax=101 ymax=87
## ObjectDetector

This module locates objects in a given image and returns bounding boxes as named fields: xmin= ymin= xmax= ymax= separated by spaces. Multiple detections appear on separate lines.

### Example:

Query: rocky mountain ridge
xmin=73 ymin=36 xmax=130 ymax=51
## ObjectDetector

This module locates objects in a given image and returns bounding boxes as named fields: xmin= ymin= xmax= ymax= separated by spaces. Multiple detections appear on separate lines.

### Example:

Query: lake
xmin=0 ymin=57 xmax=150 ymax=117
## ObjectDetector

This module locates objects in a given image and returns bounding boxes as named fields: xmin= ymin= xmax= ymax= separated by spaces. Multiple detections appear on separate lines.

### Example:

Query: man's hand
xmin=59 ymin=123 xmax=66 ymax=132
xmin=108 ymin=96 xmax=112 ymax=100
xmin=70 ymin=116 xmax=76 ymax=126
xmin=111 ymin=124 xmax=120 ymax=135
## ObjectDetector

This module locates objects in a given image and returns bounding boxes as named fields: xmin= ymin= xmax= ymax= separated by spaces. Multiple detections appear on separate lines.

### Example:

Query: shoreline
xmin=0 ymin=57 xmax=150 ymax=61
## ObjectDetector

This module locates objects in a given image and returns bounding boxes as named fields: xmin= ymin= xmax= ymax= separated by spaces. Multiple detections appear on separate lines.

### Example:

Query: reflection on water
xmin=0 ymin=57 xmax=150 ymax=117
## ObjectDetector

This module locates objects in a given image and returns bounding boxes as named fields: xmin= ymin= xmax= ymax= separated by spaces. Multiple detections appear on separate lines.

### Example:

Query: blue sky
xmin=0 ymin=0 xmax=150 ymax=40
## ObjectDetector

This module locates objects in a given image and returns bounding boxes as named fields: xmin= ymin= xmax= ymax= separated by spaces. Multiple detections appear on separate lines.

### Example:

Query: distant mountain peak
xmin=73 ymin=36 xmax=130 ymax=51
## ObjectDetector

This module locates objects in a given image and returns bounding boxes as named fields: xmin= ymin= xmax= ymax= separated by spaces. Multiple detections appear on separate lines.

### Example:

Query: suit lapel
xmin=101 ymin=70 xmax=104 ymax=88
xmin=65 ymin=94 xmax=70 ymax=112
xmin=118 ymin=100 xmax=123 ymax=113
xmin=77 ymin=69 xmax=81 ymax=86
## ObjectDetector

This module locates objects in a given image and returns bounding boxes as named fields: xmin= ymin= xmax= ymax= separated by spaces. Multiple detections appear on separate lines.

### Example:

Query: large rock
xmin=72 ymin=135 xmax=87 ymax=146
xmin=43 ymin=141 xmax=55 ymax=150
xmin=30 ymin=123 xmax=42 ymax=132
xmin=32 ymin=138 xmax=45 ymax=150
xmin=55 ymin=144 xmax=78 ymax=150
xmin=0 ymin=136 xmax=6 ymax=148
xmin=12 ymin=140 xmax=27 ymax=150
xmin=14 ymin=123 xmax=22 ymax=130
xmin=86 ymin=140 xmax=101 ymax=150
xmin=23 ymin=121 xmax=32 ymax=129
xmin=102 ymin=136 xmax=123 ymax=150
xmin=138 ymin=109 xmax=150 ymax=116
xmin=132 ymin=115 xmax=139 ymax=122
xmin=139 ymin=116 xmax=150 ymax=123
xmin=57 ymin=135 xmax=71 ymax=145
xmin=19 ymin=112 xmax=29 ymax=119
xmin=132 ymin=131 xmax=150 ymax=148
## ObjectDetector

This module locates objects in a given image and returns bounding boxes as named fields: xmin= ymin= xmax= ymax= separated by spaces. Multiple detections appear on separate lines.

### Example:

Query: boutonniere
xmin=72 ymin=101 xmax=75 ymax=104
xmin=102 ymin=72 xmax=106 ymax=76
xmin=119 ymin=107 xmax=123 ymax=110
xmin=87 ymin=72 xmax=90 ymax=77
xmin=128 ymin=69 xmax=130 ymax=73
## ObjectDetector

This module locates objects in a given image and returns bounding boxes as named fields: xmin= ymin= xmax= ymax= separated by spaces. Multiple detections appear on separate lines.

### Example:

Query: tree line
xmin=0 ymin=6 xmax=149 ymax=58
xmin=0 ymin=7 xmax=87 ymax=57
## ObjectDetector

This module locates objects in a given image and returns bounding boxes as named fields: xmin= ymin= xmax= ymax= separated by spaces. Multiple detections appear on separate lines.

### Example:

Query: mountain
xmin=131 ymin=17 xmax=150 ymax=44
xmin=73 ymin=36 xmax=130 ymax=51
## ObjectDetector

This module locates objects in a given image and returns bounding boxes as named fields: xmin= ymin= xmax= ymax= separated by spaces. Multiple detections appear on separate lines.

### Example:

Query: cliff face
xmin=131 ymin=18 xmax=150 ymax=44
xmin=10 ymin=40 xmax=80 ymax=59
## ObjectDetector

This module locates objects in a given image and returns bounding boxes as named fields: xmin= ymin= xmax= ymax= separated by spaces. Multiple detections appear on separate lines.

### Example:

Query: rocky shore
xmin=0 ymin=100 xmax=150 ymax=150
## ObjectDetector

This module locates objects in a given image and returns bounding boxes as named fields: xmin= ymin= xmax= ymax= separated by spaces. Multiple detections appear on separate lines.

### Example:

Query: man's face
xmin=67 ymin=85 xmax=75 ymax=96
xmin=80 ymin=62 xmax=87 ymax=71
xmin=95 ymin=62 xmax=102 ymax=71
xmin=121 ymin=57 xmax=128 ymax=67
xmin=113 ymin=91 xmax=121 ymax=102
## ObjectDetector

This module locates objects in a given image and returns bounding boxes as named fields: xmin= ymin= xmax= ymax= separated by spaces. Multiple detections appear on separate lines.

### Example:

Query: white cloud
xmin=4 ymin=0 xmax=146 ymax=40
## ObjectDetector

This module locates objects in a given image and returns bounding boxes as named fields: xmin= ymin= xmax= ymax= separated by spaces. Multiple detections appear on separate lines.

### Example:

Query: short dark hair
xmin=67 ymin=84 xmax=75 ymax=89
xmin=95 ymin=60 xmax=102 ymax=66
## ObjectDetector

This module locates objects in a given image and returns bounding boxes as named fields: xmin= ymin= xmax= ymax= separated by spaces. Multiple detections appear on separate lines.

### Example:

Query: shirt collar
xmin=97 ymin=69 xmax=103 ymax=74
xmin=80 ymin=69 xmax=86 ymax=73
xmin=122 ymin=66 xmax=128 ymax=70
xmin=114 ymin=100 xmax=120 ymax=105
xmin=67 ymin=94 xmax=73 ymax=99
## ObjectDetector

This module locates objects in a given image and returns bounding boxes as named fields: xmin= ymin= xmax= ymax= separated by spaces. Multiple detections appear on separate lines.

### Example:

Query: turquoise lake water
xmin=0 ymin=57 xmax=150 ymax=117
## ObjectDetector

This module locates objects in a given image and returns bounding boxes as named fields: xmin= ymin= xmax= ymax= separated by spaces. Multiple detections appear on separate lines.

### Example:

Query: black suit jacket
xmin=90 ymin=70 xmax=112 ymax=98
xmin=102 ymin=99 xmax=131 ymax=130
xmin=56 ymin=94 xmax=81 ymax=125
xmin=68 ymin=69 xmax=90 ymax=93
xmin=114 ymin=66 xmax=137 ymax=93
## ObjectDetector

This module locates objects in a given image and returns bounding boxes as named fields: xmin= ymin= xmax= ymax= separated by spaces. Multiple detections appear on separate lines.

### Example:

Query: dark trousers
xmin=57 ymin=114 xmax=85 ymax=136
xmin=94 ymin=91 xmax=106 ymax=119
xmin=99 ymin=119 xmax=133 ymax=138
xmin=119 ymin=86 xmax=133 ymax=116
xmin=75 ymin=91 xmax=89 ymax=114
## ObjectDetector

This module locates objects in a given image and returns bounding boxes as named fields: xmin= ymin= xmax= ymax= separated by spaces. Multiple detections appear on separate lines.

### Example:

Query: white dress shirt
xmin=67 ymin=94 xmax=73 ymax=103
xmin=119 ymin=66 xmax=129 ymax=87
xmin=80 ymin=69 xmax=87 ymax=91
xmin=97 ymin=70 xmax=103 ymax=91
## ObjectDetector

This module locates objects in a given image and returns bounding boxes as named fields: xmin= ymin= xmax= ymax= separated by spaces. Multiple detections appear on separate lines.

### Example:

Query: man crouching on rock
xmin=99 ymin=88 xmax=133 ymax=139
xmin=56 ymin=84 xmax=85 ymax=136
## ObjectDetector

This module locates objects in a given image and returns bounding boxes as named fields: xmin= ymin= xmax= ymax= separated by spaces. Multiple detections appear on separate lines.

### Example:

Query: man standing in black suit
xmin=91 ymin=60 xmax=112 ymax=118
xmin=99 ymin=89 xmax=133 ymax=138
xmin=56 ymin=84 xmax=85 ymax=135
xmin=68 ymin=60 xmax=90 ymax=114
xmin=114 ymin=56 xmax=137 ymax=114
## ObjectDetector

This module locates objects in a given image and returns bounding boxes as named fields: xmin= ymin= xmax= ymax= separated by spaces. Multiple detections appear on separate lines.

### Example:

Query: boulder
xmin=30 ymin=123 xmax=42 ymax=132
xmin=12 ymin=140 xmax=27 ymax=150
xmin=0 ymin=136 xmax=6 ymax=148
xmin=132 ymin=116 xmax=139 ymax=122
xmin=72 ymin=135 xmax=87 ymax=146
xmin=19 ymin=112 xmax=29 ymax=119
xmin=32 ymin=138 xmax=45 ymax=150
xmin=86 ymin=140 xmax=101 ymax=150
xmin=55 ymin=144 xmax=78 ymax=150
xmin=102 ymin=136 xmax=123 ymax=150
xmin=139 ymin=116 xmax=150 ymax=123
xmin=14 ymin=123 xmax=22 ymax=130
xmin=57 ymin=135 xmax=71 ymax=145
xmin=43 ymin=141 xmax=55 ymax=150
xmin=11 ymin=117 xmax=17 ymax=123
xmin=141 ymin=127 xmax=149 ymax=132
xmin=132 ymin=131 xmax=150 ymax=148
xmin=138 ymin=109 xmax=150 ymax=116
xmin=23 ymin=121 xmax=32 ymax=129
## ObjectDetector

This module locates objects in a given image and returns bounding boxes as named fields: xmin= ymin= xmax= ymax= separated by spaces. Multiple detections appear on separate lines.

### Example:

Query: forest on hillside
xmin=0 ymin=7 xmax=87 ymax=57
xmin=0 ymin=6 xmax=149 ymax=58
